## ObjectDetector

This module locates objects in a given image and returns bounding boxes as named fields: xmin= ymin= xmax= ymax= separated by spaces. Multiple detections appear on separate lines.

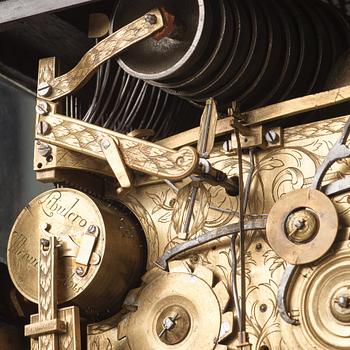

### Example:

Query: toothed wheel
xmin=120 ymin=263 xmax=233 ymax=349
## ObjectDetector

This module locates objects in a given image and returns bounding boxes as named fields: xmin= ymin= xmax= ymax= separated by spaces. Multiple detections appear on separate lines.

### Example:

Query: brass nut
xmin=331 ymin=287 xmax=350 ymax=323
xmin=156 ymin=305 xmax=191 ymax=345
xmin=285 ymin=209 xmax=318 ymax=243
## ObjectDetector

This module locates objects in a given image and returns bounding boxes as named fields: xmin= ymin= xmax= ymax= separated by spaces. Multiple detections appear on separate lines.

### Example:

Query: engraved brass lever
xmin=38 ymin=8 xmax=164 ymax=101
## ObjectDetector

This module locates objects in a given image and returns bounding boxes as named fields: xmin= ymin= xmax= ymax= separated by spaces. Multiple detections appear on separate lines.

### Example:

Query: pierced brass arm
xmin=38 ymin=8 xmax=164 ymax=101
xmin=36 ymin=113 xmax=199 ymax=181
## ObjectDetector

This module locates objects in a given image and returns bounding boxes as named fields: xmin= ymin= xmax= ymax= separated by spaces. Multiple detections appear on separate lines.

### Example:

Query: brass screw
xmin=144 ymin=13 xmax=157 ymax=25
xmin=101 ymin=138 xmax=111 ymax=150
xmin=36 ymin=121 xmax=51 ymax=136
xmin=36 ymin=102 xmax=50 ymax=116
xmin=37 ymin=82 xmax=52 ymax=97
xmin=37 ymin=142 xmax=52 ymax=157
xmin=265 ymin=130 xmax=278 ymax=144
xmin=40 ymin=239 xmax=50 ymax=248
xmin=88 ymin=225 xmax=97 ymax=233
xmin=76 ymin=267 xmax=85 ymax=276
xmin=336 ymin=296 xmax=350 ymax=309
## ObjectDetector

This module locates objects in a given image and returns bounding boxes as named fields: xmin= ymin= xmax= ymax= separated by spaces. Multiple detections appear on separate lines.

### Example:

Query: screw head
xmin=144 ymin=13 xmax=157 ymax=25
xmin=76 ymin=267 xmax=85 ymax=276
xmin=36 ymin=102 xmax=50 ymax=116
xmin=37 ymin=82 xmax=52 ymax=97
xmin=337 ymin=296 xmax=350 ymax=309
xmin=40 ymin=239 xmax=50 ymax=248
xmin=101 ymin=139 xmax=111 ymax=150
xmin=88 ymin=225 xmax=97 ymax=234
xmin=223 ymin=140 xmax=233 ymax=152
xmin=36 ymin=121 xmax=51 ymax=136
xmin=265 ymin=130 xmax=278 ymax=144
xmin=37 ymin=142 xmax=52 ymax=157
xmin=260 ymin=304 xmax=268 ymax=313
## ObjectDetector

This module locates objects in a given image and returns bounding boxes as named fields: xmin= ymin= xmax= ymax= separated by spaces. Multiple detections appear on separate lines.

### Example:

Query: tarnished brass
xmin=230 ymin=126 xmax=283 ymax=150
xmin=44 ymin=111 xmax=350 ymax=350
xmin=88 ymin=13 xmax=110 ymax=39
xmin=30 ymin=236 xmax=60 ymax=349
xmin=282 ymin=241 xmax=350 ymax=350
xmin=36 ymin=113 xmax=198 ymax=182
xmin=266 ymin=188 xmax=338 ymax=265
xmin=30 ymin=307 xmax=81 ymax=350
xmin=155 ymin=305 xmax=191 ymax=345
xmin=331 ymin=287 xmax=350 ymax=323
xmin=41 ymin=9 xmax=164 ymax=101
xmin=100 ymin=136 xmax=133 ymax=194
xmin=285 ymin=209 xmax=318 ymax=243
xmin=7 ymin=188 xmax=145 ymax=316
xmin=119 ymin=266 xmax=232 ymax=350
xmin=157 ymin=84 xmax=350 ymax=149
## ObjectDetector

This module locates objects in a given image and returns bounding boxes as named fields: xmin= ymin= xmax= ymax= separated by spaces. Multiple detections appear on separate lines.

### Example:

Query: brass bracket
xmin=75 ymin=226 xmax=100 ymax=277
xmin=25 ymin=236 xmax=81 ymax=349
xmin=230 ymin=125 xmax=283 ymax=150
xmin=101 ymin=136 xmax=133 ymax=195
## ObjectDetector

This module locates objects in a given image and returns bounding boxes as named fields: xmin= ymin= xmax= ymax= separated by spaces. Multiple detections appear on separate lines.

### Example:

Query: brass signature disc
xmin=7 ymin=188 xmax=145 ymax=316
xmin=266 ymin=188 xmax=338 ymax=264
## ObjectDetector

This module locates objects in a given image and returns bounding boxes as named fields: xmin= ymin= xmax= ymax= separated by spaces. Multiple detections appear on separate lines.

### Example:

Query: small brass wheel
xmin=266 ymin=188 xmax=338 ymax=264
xmin=281 ymin=241 xmax=350 ymax=349
xmin=124 ymin=265 xmax=233 ymax=349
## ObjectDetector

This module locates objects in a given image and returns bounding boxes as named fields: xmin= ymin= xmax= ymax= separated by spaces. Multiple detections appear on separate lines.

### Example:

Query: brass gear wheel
xmin=281 ymin=241 xmax=350 ymax=349
xmin=118 ymin=262 xmax=233 ymax=350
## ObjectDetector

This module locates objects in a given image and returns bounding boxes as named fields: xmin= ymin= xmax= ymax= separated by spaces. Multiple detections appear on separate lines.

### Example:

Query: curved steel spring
xmin=67 ymin=1 xmax=201 ymax=141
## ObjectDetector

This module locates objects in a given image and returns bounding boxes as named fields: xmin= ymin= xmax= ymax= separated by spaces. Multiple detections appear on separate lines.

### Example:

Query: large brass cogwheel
xmin=281 ymin=241 xmax=350 ymax=349
xmin=118 ymin=262 xmax=233 ymax=350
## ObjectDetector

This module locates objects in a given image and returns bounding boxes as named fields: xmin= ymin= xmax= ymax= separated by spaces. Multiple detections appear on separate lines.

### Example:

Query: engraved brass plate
xmin=7 ymin=188 xmax=145 ymax=315
xmin=7 ymin=189 xmax=105 ymax=304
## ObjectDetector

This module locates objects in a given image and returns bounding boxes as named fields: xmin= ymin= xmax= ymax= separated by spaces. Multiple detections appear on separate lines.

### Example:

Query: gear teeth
xmin=193 ymin=265 xmax=214 ymax=286
xmin=213 ymin=281 xmax=230 ymax=312
xmin=123 ymin=288 xmax=141 ymax=311
xmin=117 ymin=315 xmax=130 ymax=340
xmin=141 ymin=268 xmax=166 ymax=284
xmin=168 ymin=260 xmax=191 ymax=273
xmin=219 ymin=312 xmax=233 ymax=342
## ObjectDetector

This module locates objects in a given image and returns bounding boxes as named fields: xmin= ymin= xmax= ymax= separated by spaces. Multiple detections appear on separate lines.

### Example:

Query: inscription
xmin=9 ymin=231 xmax=38 ymax=269
xmin=38 ymin=190 xmax=88 ymax=227
xmin=63 ymin=273 xmax=84 ymax=294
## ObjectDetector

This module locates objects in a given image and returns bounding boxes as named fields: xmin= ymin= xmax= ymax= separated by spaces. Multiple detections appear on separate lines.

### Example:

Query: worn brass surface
xmin=282 ymin=241 xmax=350 ymax=350
xmin=7 ymin=188 xmax=145 ymax=316
xmin=285 ymin=209 xmax=319 ymax=244
xmin=266 ymin=188 xmax=338 ymax=265
xmin=41 ymin=9 xmax=164 ymax=101
xmin=30 ymin=307 xmax=81 ymax=350
xmin=155 ymin=305 xmax=191 ymax=345
xmin=157 ymin=84 xmax=350 ymax=149
xmin=122 ymin=266 xmax=232 ymax=350
xmin=15 ymin=27 xmax=350 ymax=349
xmin=36 ymin=113 xmax=198 ymax=181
